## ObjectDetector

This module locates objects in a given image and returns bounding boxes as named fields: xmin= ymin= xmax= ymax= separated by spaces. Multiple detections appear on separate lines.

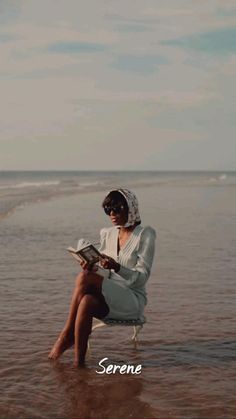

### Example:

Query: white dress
xmin=97 ymin=224 xmax=156 ymax=320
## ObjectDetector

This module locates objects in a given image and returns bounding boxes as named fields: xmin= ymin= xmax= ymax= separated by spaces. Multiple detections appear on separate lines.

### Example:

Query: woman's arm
xmin=100 ymin=226 xmax=156 ymax=288
xmin=118 ymin=226 xmax=156 ymax=287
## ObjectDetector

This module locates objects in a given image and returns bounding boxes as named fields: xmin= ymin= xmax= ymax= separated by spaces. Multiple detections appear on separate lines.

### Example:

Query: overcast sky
xmin=1 ymin=0 xmax=236 ymax=170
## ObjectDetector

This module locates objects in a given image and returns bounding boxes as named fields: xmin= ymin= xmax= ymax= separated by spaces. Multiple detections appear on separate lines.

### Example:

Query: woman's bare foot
xmin=48 ymin=330 xmax=74 ymax=360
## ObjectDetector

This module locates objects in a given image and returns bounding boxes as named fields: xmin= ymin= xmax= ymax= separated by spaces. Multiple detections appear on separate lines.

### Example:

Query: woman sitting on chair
xmin=48 ymin=188 xmax=156 ymax=367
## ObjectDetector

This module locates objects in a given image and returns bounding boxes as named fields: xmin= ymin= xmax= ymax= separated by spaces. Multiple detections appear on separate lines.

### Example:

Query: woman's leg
xmin=48 ymin=270 xmax=108 ymax=360
xmin=74 ymin=293 xmax=109 ymax=366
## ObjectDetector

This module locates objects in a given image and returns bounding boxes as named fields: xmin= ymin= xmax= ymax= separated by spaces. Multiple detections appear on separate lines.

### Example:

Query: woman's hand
xmin=100 ymin=254 xmax=120 ymax=273
xmin=80 ymin=260 xmax=98 ymax=272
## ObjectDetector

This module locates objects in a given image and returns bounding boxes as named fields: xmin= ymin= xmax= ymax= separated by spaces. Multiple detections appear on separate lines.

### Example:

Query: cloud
xmin=161 ymin=27 xmax=236 ymax=55
xmin=46 ymin=41 xmax=108 ymax=55
xmin=0 ymin=1 xmax=20 ymax=25
xmin=217 ymin=6 xmax=236 ymax=17
xmin=111 ymin=54 xmax=168 ymax=74
xmin=105 ymin=13 xmax=157 ymax=33
xmin=112 ymin=23 xmax=151 ymax=33
xmin=0 ymin=0 xmax=236 ymax=170
xmin=0 ymin=33 xmax=17 ymax=42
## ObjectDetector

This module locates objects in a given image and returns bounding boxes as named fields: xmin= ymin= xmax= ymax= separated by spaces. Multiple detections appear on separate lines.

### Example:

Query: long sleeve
xmin=118 ymin=226 xmax=156 ymax=288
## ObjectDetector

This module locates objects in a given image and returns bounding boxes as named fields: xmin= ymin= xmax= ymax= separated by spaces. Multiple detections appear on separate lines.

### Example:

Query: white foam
xmin=0 ymin=181 xmax=60 ymax=190
xmin=79 ymin=181 xmax=101 ymax=188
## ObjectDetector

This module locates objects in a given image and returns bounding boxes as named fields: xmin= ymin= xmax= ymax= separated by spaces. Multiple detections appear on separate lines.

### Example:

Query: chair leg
xmin=88 ymin=321 xmax=144 ymax=351
xmin=92 ymin=322 xmax=107 ymax=332
xmin=131 ymin=325 xmax=143 ymax=342
xmin=88 ymin=321 xmax=107 ymax=351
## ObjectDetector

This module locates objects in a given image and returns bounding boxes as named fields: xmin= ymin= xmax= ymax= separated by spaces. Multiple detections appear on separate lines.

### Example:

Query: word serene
xmin=96 ymin=357 xmax=142 ymax=375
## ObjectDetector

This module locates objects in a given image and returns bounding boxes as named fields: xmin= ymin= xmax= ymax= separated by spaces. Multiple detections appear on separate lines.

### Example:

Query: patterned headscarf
xmin=107 ymin=188 xmax=141 ymax=227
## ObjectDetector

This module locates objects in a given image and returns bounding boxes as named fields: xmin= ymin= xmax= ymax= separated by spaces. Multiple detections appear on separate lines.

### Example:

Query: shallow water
xmin=0 ymin=172 xmax=236 ymax=418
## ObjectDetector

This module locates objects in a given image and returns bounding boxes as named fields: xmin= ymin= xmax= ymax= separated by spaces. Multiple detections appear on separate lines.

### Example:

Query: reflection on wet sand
xmin=51 ymin=361 xmax=156 ymax=419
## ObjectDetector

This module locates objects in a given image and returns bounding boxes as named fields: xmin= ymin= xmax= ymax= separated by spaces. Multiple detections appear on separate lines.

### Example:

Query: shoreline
xmin=0 ymin=179 xmax=175 ymax=221
xmin=1 ymin=177 xmax=236 ymax=221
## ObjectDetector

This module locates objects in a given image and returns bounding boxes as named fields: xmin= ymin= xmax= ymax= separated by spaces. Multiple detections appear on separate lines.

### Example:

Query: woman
xmin=48 ymin=188 xmax=156 ymax=366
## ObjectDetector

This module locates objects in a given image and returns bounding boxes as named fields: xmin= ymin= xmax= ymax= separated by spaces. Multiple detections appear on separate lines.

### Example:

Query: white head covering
xmin=107 ymin=188 xmax=141 ymax=228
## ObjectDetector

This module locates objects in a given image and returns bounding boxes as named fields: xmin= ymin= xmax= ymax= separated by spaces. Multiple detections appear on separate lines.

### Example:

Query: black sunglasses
xmin=104 ymin=204 xmax=125 ymax=216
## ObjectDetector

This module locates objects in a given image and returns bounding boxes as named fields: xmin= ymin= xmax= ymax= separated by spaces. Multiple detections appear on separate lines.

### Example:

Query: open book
xmin=67 ymin=242 xmax=101 ymax=265
xmin=67 ymin=239 xmax=111 ymax=280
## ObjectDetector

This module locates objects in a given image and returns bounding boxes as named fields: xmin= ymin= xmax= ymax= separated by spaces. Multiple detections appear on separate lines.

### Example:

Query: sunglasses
xmin=104 ymin=204 xmax=126 ymax=216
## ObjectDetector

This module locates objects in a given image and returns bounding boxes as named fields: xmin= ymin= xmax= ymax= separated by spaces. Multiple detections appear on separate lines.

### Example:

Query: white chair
xmin=88 ymin=317 xmax=146 ymax=350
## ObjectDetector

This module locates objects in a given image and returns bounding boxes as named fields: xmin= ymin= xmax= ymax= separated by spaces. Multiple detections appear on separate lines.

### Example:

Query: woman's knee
xmin=79 ymin=294 xmax=109 ymax=318
xmin=75 ymin=271 xmax=103 ymax=290
xmin=79 ymin=294 xmax=98 ymax=314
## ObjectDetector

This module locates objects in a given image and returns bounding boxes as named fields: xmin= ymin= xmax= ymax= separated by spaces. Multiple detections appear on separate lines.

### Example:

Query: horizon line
xmin=0 ymin=169 xmax=235 ymax=173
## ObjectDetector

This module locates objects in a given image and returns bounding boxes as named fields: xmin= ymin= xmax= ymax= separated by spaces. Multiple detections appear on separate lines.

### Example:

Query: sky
xmin=0 ymin=0 xmax=236 ymax=171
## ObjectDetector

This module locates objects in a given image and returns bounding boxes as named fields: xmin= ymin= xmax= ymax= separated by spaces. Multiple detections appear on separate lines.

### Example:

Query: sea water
xmin=0 ymin=171 xmax=236 ymax=418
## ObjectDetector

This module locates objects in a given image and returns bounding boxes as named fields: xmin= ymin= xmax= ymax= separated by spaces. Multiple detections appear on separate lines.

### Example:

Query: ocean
xmin=0 ymin=171 xmax=236 ymax=418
